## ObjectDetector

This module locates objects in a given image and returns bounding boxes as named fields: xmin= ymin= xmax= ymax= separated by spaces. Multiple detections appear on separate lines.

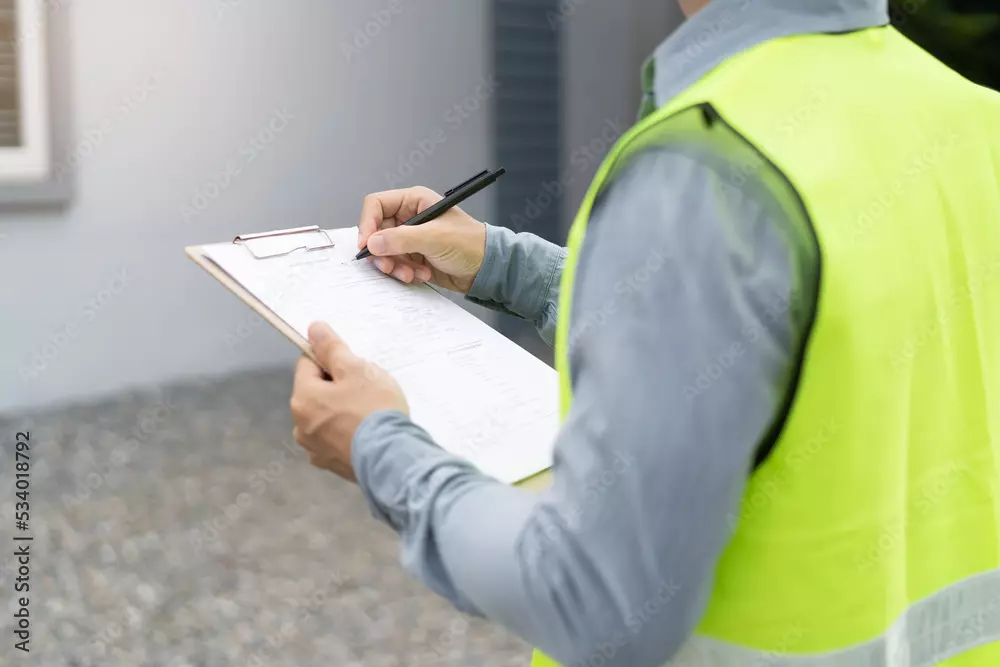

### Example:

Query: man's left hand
xmin=290 ymin=322 xmax=409 ymax=481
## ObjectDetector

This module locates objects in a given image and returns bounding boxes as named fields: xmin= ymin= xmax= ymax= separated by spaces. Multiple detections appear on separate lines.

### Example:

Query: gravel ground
xmin=0 ymin=369 xmax=529 ymax=666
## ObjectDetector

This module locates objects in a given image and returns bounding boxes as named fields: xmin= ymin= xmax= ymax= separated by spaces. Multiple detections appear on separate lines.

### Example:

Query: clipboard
xmin=185 ymin=225 xmax=336 ymax=366
xmin=186 ymin=224 xmax=555 ymax=491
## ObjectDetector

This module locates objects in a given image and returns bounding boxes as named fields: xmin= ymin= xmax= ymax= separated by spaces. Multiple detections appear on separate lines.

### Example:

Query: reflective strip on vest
xmin=666 ymin=569 xmax=1000 ymax=667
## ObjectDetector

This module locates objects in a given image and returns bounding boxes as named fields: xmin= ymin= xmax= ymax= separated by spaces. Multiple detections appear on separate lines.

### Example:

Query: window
xmin=0 ymin=0 xmax=52 ymax=183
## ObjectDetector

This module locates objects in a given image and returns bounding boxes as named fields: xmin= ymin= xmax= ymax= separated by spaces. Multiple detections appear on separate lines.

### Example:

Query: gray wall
xmin=561 ymin=0 xmax=682 ymax=233
xmin=0 ymin=0 xmax=493 ymax=413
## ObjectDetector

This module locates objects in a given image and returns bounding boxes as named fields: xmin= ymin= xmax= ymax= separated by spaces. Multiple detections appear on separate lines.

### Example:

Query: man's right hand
xmin=357 ymin=187 xmax=487 ymax=294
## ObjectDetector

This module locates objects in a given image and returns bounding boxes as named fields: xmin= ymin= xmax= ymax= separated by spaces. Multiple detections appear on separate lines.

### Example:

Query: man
xmin=290 ymin=0 xmax=1000 ymax=665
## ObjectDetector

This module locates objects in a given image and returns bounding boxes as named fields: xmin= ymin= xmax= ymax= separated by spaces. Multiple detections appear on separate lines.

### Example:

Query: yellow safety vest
xmin=533 ymin=25 xmax=1000 ymax=667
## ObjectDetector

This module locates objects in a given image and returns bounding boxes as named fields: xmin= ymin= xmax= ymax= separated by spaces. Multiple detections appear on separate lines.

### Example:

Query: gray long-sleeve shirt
xmin=351 ymin=2 xmax=888 ymax=666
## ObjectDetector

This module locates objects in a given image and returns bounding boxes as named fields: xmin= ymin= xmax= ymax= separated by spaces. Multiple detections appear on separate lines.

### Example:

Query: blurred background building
xmin=0 ymin=2 xmax=676 ymax=665
xmin=0 ymin=1 xmax=996 ymax=665
xmin=0 ymin=0 xmax=678 ymax=413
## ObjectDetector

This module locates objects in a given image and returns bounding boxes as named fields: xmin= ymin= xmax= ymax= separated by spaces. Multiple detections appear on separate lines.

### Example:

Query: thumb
xmin=308 ymin=322 xmax=355 ymax=377
xmin=367 ymin=225 xmax=437 ymax=256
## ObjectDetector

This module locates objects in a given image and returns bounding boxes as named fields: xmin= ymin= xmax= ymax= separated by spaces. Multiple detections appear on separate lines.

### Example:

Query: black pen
xmin=355 ymin=167 xmax=506 ymax=261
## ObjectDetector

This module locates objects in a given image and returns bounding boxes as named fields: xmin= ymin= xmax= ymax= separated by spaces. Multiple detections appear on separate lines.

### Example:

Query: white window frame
xmin=0 ymin=0 xmax=51 ymax=183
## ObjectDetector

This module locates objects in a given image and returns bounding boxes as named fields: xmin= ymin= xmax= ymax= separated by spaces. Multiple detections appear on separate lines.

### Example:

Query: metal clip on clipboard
xmin=232 ymin=225 xmax=336 ymax=260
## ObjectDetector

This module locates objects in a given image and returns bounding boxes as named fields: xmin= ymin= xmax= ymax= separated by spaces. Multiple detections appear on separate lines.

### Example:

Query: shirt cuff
xmin=352 ymin=409 xmax=481 ymax=531
xmin=467 ymin=223 xmax=507 ymax=305
xmin=466 ymin=224 xmax=567 ymax=339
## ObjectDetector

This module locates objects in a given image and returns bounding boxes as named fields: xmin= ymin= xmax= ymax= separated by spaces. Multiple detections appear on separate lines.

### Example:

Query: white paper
xmin=202 ymin=227 xmax=557 ymax=483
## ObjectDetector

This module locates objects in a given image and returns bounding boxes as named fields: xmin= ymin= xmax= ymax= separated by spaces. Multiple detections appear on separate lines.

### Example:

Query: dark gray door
xmin=493 ymin=0 xmax=562 ymax=362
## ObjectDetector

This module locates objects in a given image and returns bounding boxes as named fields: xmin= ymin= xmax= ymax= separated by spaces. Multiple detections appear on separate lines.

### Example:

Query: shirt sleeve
xmin=351 ymin=147 xmax=818 ymax=667
xmin=465 ymin=224 xmax=567 ymax=347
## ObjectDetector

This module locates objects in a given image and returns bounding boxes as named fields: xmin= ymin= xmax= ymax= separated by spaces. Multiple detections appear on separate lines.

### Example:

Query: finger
xmin=408 ymin=254 xmax=433 ymax=282
xmin=308 ymin=322 xmax=359 ymax=378
xmin=372 ymin=255 xmax=396 ymax=276
xmin=358 ymin=192 xmax=397 ymax=248
xmin=402 ymin=253 xmax=432 ymax=282
xmin=309 ymin=451 xmax=334 ymax=467
xmin=358 ymin=187 xmax=440 ymax=248
xmin=294 ymin=354 xmax=325 ymax=384
xmin=293 ymin=426 xmax=314 ymax=451
xmin=392 ymin=263 xmax=415 ymax=284
xmin=366 ymin=224 xmax=440 ymax=258
xmin=389 ymin=256 xmax=429 ymax=283
xmin=292 ymin=357 xmax=327 ymax=410
xmin=369 ymin=254 xmax=428 ymax=283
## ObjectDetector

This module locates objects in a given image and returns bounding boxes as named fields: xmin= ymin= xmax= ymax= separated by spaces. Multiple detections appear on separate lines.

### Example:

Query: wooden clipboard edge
xmin=184 ymin=244 xmax=321 ymax=366
xmin=515 ymin=469 xmax=552 ymax=492
xmin=185 ymin=243 xmax=552 ymax=491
